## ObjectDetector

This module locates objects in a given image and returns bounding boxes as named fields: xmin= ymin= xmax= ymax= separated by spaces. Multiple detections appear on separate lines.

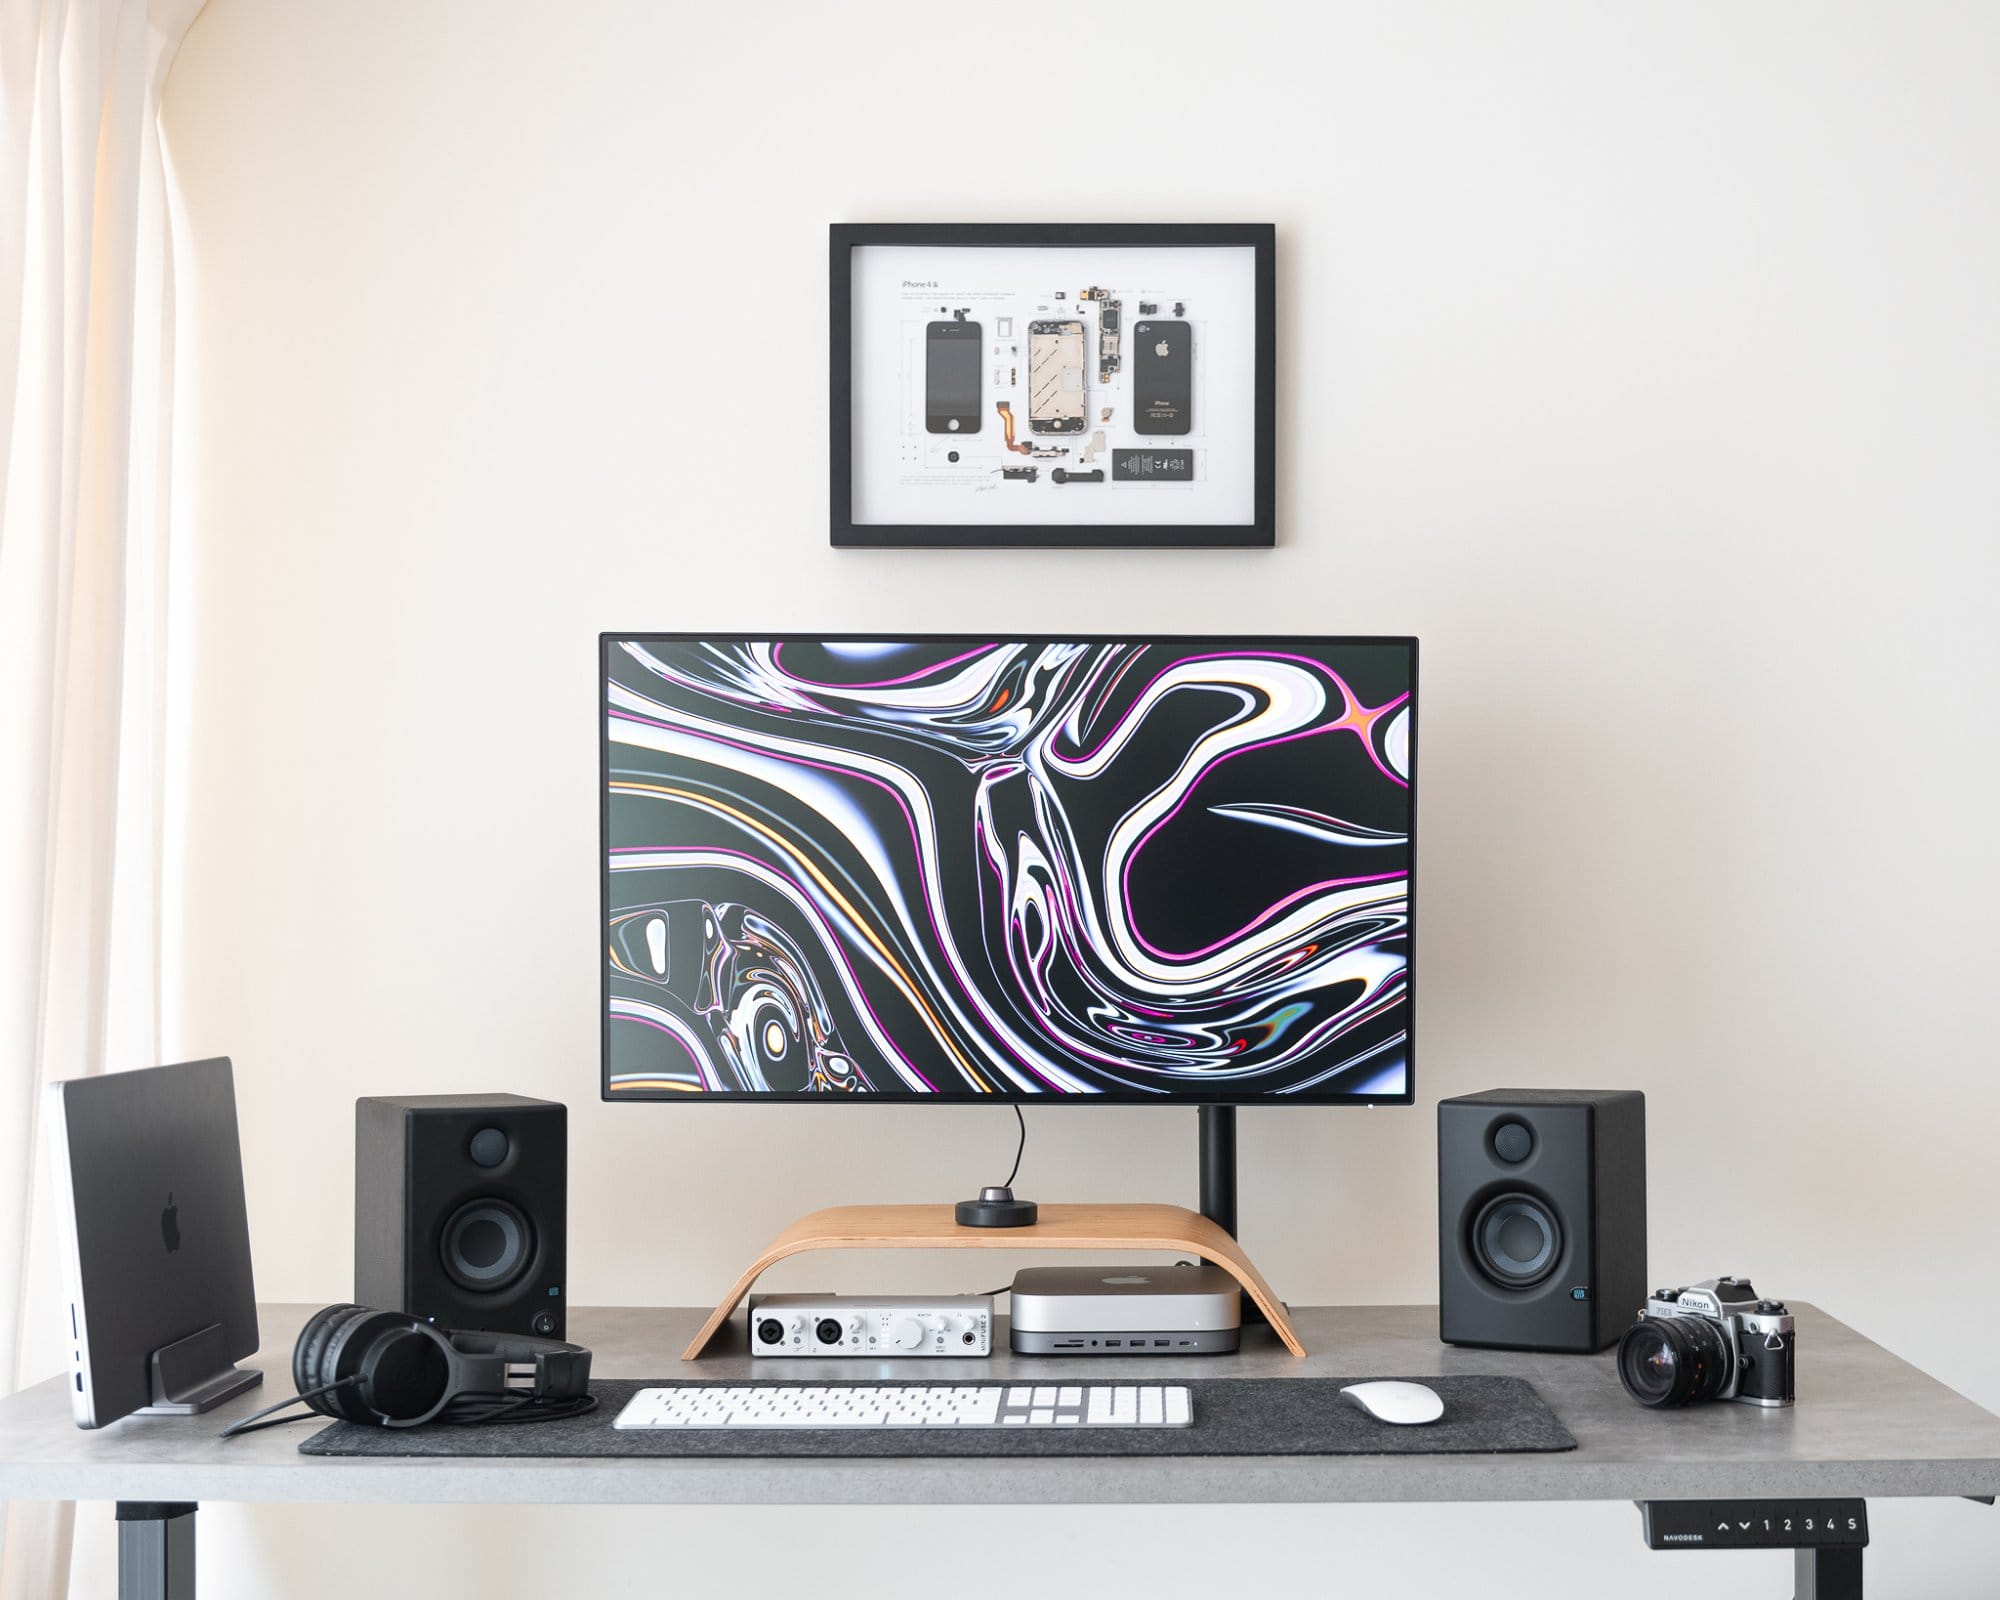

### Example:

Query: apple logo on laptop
xmin=160 ymin=1193 xmax=181 ymax=1253
xmin=1100 ymin=1274 xmax=1151 ymax=1285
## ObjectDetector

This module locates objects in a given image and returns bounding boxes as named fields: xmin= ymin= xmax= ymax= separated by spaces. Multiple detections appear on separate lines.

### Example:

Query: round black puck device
xmin=955 ymin=1185 xmax=1038 ymax=1228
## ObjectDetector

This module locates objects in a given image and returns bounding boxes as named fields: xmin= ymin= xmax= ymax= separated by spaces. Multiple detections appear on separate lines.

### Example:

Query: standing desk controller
xmin=748 ymin=1294 xmax=992 ymax=1357
xmin=1640 ymin=1499 xmax=1869 ymax=1549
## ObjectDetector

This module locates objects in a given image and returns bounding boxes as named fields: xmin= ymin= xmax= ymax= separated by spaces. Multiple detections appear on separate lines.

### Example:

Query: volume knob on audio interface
xmin=890 ymin=1316 xmax=925 ymax=1349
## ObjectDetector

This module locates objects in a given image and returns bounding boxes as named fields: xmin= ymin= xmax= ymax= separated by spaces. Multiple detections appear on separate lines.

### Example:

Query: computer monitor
xmin=602 ymin=635 xmax=1415 ymax=1104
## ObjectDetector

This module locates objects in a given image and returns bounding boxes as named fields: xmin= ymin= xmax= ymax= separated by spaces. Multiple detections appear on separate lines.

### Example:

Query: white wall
xmin=110 ymin=0 xmax=2000 ymax=1592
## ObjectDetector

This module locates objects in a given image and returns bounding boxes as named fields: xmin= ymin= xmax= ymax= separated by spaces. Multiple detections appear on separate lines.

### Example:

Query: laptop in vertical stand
xmin=45 ymin=1057 xmax=261 ymax=1428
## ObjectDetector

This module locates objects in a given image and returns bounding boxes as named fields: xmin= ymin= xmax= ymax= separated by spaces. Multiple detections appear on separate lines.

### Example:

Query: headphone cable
xmin=217 ymin=1376 xmax=359 ymax=1440
xmin=438 ymin=1390 xmax=599 ymax=1426
xmin=220 ymin=1380 xmax=598 ymax=1438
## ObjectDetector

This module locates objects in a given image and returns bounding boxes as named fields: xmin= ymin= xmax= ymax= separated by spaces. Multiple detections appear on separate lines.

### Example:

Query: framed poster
xmin=831 ymin=223 xmax=1275 ymax=548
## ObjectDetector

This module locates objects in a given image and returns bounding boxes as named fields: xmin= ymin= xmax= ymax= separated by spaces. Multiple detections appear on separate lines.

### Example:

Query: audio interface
xmin=747 ymin=1294 xmax=993 ymax=1358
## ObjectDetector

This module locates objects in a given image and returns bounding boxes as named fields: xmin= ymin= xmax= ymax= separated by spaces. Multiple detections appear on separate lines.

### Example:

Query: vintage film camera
xmin=1617 ymin=1277 xmax=1797 ymax=1408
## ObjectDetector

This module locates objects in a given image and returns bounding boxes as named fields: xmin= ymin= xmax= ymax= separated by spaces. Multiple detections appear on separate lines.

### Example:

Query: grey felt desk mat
xmin=298 ymin=1375 xmax=1573 ymax=1459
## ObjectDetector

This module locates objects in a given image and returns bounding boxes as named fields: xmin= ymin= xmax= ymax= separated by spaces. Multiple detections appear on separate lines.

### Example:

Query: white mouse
xmin=1339 ymin=1380 xmax=1445 ymax=1425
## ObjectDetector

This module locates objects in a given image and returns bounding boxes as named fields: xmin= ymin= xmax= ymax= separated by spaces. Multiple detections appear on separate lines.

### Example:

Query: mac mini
xmin=1008 ymin=1263 xmax=1242 ymax=1355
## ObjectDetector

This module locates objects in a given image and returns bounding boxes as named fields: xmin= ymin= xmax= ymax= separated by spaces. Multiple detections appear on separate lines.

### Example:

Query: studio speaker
xmin=1437 ymin=1088 xmax=1645 ymax=1353
xmin=355 ymin=1094 xmax=566 ymax=1340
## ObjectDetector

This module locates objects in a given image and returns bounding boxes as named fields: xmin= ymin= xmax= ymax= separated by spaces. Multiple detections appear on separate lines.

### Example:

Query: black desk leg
xmin=1794 ymin=1545 xmax=1863 ymax=1600
xmin=116 ymin=1502 xmax=196 ymax=1600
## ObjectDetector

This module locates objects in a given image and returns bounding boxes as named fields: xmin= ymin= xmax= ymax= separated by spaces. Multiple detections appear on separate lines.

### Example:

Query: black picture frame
xmin=830 ymin=223 xmax=1276 ymax=549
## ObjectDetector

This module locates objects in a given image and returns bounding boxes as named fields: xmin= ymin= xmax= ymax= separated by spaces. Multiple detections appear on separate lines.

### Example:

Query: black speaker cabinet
xmin=355 ymin=1094 xmax=566 ymax=1340
xmin=1437 ymin=1088 xmax=1645 ymax=1353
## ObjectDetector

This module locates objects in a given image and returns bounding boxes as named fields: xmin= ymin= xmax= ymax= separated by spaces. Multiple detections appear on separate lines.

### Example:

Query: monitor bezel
xmin=600 ymin=632 xmax=1418 ymax=1107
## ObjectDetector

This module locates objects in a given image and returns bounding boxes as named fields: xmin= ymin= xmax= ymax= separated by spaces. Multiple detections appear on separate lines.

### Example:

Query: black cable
xmin=1003 ymin=1101 xmax=1026 ymax=1188
xmin=221 ymin=1380 xmax=598 ymax=1439
xmin=434 ymin=1391 xmax=599 ymax=1427
xmin=980 ymin=1102 xmax=1027 ymax=1299
xmin=217 ymin=1376 xmax=358 ymax=1440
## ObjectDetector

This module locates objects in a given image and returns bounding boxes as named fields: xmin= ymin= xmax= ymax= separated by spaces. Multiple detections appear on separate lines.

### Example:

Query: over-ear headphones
xmin=222 ymin=1303 xmax=593 ymax=1438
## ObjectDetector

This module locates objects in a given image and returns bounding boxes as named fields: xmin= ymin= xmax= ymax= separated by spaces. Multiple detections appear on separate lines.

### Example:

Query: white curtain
xmin=0 ymin=0 xmax=204 ymax=1591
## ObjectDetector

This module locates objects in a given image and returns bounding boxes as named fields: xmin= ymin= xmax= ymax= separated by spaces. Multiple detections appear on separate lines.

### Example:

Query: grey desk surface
xmin=2 ymin=1302 xmax=1997 ymax=1507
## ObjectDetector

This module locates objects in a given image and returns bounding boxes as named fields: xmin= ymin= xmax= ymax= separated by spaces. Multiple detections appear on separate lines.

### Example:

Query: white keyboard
xmin=614 ymin=1383 xmax=1193 ymax=1430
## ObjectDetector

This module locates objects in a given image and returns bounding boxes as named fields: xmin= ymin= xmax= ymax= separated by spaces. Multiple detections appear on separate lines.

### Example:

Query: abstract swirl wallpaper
xmin=602 ymin=637 xmax=1415 ymax=1101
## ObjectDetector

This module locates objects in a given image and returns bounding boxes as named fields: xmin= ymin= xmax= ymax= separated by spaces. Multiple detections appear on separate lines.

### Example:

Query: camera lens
xmin=1617 ymin=1317 xmax=1732 ymax=1407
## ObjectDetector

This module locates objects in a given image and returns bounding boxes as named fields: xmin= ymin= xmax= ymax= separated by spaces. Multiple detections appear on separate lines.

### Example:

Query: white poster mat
xmin=849 ymin=244 xmax=1258 ymax=528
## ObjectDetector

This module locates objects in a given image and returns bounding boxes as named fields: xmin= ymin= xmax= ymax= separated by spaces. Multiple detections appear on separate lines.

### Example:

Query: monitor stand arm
xmin=1197 ymin=1105 xmax=1238 ymax=1237
xmin=1199 ymin=1105 xmax=1274 ymax=1330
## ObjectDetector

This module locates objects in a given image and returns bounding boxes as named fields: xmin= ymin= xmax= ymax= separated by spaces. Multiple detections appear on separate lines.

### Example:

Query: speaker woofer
xmin=440 ymin=1198 xmax=532 ymax=1293
xmin=1470 ymin=1192 xmax=1561 ymax=1288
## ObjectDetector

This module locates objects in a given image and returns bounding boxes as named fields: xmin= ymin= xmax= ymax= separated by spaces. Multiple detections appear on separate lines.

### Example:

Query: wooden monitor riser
xmin=683 ymin=1202 xmax=1305 ymax=1359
